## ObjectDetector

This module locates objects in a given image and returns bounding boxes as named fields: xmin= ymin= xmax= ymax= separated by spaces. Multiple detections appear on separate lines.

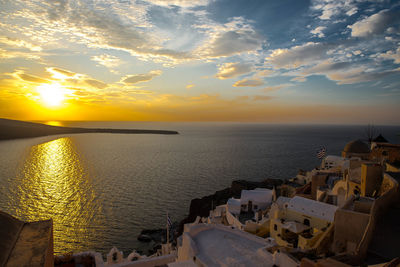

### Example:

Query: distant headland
xmin=0 ymin=118 xmax=179 ymax=140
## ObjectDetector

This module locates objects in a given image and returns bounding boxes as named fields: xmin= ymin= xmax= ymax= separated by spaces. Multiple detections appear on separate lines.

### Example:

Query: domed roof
xmin=343 ymin=140 xmax=370 ymax=153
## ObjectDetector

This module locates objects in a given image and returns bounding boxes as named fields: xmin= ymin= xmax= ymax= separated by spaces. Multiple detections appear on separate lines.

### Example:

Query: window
xmin=274 ymin=224 xmax=278 ymax=231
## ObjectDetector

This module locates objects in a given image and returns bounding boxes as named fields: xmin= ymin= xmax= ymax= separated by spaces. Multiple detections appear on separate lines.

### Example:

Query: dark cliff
xmin=178 ymin=178 xmax=284 ymax=235
xmin=0 ymin=118 xmax=179 ymax=140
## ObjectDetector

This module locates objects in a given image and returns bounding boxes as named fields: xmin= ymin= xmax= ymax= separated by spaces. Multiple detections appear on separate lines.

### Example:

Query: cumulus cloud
xmin=311 ymin=26 xmax=327 ymax=38
xmin=311 ymin=0 xmax=358 ymax=20
xmin=349 ymin=9 xmax=400 ymax=37
xmin=196 ymin=17 xmax=264 ymax=58
xmin=215 ymin=62 xmax=253 ymax=79
xmin=266 ymin=42 xmax=334 ymax=69
xmin=202 ymin=30 xmax=262 ymax=57
xmin=122 ymin=70 xmax=163 ymax=84
xmin=233 ymin=78 xmax=264 ymax=87
xmin=377 ymin=47 xmax=400 ymax=64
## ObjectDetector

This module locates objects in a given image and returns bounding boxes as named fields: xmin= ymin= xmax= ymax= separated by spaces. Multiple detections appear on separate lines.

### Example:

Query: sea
xmin=0 ymin=122 xmax=399 ymax=255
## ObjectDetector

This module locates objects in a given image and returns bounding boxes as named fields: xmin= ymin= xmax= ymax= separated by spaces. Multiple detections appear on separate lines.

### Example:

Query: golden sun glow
xmin=37 ymin=83 xmax=66 ymax=107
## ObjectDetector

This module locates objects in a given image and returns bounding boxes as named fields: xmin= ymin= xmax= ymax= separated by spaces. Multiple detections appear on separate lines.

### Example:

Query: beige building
xmin=269 ymin=196 xmax=337 ymax=252
xmin=333 ymin=172 xmax=399 ymax=260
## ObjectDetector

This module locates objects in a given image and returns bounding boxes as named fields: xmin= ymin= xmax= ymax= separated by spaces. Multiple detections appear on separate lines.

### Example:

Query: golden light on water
xmin=12 ymin=138 xmax=105 ymax=253
xmin=44 ymin=121 xmax=63 ymax=127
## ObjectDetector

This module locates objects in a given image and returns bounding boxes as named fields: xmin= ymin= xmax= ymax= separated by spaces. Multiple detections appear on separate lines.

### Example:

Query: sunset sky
xmin=0 ymin=0 xmax=399 ymax=124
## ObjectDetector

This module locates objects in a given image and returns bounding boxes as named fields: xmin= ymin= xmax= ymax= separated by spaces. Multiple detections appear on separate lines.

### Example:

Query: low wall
xmin=225 ymin=210 xmax=244 ymax=230
xmin=118 ymin=254 xmax=176 ymax=267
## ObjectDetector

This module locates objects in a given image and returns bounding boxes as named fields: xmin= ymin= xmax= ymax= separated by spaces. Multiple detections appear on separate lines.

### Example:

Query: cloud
xmin=293 ymin=59 xmax=400 ymax=84
xmin=202 ymin=30 xmax=262 ymax=57
xmin=2 ymin=2 xmax=264 ymax=65
xmin=215 ymin=62 xmax=253 ymax=79
xmin=196 ymin=17 xmax=264 ymax=58
xmin=233 ymin=78 xmax=264 ymax=87
xmin=311 ymin=0 xmax=359 ymax=20
xmin=254 ymin=69 xmax=277 ymax=77
xmin=122 ymin=70 xmax=163 ymax=84
xmin=0 ymin=36 xmax=42 ymax=51
xmin=262 ymin=84 xmax=292 ymax=92
xmin=91 ymin=54 xmax=121 ymax=68
xmin=47 ymin=67 xmax=78 ymax=79
xmin=301 ymin=60 xmax=353 ymax=75
xmin=143 ymin=0 xmax=211 ymax=7
xmin=310 ymin=26 xmax=327 ymax=38
xmin=266 ymin=42 xmax=334 ymax=69
xmin=291 ymin=76 xmax=307 ymax=82
xmin=253 ymin=95 xmax=273 ymax=101
xmin=349 ymin=9 xmax=400 ymax=37
xmin=326 ymin=68 xmax=400 ymax=84
xmin=0 ymin=48 xmax=41 ymax=60
xmin=15 ymin=72 xmax=49 ymax=84
xmin=377 ymin=47 xmax=400 ymax=64
xmin=4 ymin=1 xmax=190 ymax=63
xmin=85 ymin=79 xmax=108 ymax=89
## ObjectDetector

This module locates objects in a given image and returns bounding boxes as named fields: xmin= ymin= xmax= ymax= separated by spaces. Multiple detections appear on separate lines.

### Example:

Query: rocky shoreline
xmin=137 ymin=178 xmax=284 ymax=254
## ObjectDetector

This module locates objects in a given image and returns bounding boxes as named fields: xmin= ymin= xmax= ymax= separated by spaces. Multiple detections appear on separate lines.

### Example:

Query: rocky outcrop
xmin=136 ymin=178 xmax=284 ymax=250
xmin=177 ymin=178 xmax=284 ymax=235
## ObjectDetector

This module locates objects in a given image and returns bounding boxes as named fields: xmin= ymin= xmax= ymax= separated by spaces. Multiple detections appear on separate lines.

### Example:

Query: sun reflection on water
xmin=12 ymin=138 xmax=105 ymax=254
xmin=44 ymin=121 xmax=63 ymax=127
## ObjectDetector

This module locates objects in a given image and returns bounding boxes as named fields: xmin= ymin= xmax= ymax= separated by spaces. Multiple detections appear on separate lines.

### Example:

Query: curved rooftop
xmin=343 ymin=140 xmax=370 ymax=154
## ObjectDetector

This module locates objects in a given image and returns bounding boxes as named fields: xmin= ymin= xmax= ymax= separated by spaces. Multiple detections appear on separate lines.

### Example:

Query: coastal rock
xmin=137 ymin=234 xmax=152 ymax=242
xmin=178 ymin=178 xmax=284 ymax=235
xmin=136 ymin=179 xmax=284 ymax=253
xmin=137 ymin=222 xmax=177 ymax=244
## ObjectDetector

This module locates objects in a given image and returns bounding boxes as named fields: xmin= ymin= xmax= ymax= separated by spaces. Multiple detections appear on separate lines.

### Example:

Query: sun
xmin=37 ymin=83 xmax=66 ymax=107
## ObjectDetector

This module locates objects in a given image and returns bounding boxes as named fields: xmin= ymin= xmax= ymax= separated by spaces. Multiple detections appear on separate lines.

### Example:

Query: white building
xmin=321 ymin=155 xmax=349 ymax=171
xmin=227 ymin=188 xmax=274 ymax=215
xmin=286 ymin=196 xmax=338 ymax=224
